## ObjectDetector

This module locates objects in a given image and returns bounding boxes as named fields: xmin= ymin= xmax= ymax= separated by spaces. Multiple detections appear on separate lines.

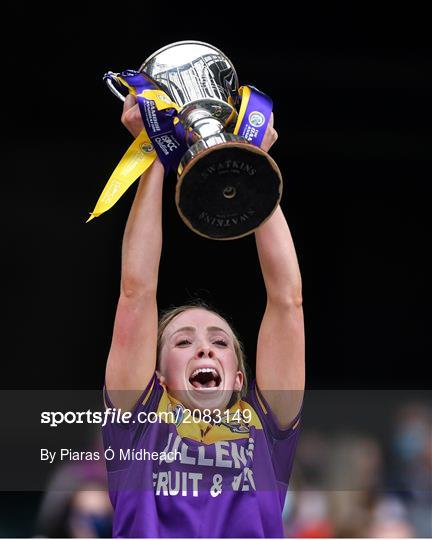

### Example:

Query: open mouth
xmin=189 ymin=367 xmax=222 ymax=390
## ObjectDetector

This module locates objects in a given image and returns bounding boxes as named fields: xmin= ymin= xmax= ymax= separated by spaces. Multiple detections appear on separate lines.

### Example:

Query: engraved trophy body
xmin=105 ymin=41 xmax=282 ymax=240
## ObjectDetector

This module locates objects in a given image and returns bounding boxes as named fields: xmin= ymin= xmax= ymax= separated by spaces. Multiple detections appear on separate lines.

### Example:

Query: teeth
xmin=190 ymin=367 xmax=218 ymax=378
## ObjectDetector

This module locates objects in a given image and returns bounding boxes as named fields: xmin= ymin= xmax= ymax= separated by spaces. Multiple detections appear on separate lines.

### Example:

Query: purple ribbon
xmin=119 ymin=70 xmax=188 ymax=174
xmin=237 ymin=86 xmax=273 ymax=148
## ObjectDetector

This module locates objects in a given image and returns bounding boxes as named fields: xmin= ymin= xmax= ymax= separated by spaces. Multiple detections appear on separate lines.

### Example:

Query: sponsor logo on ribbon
xmin=248 ymin=111 xmax=265 ymax=127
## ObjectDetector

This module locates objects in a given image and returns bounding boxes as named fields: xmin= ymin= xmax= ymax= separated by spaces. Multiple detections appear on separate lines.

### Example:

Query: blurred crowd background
xmin=284 ymin=401 xmax=431 ymax=538
xmin=0 ymin=398 xmax=429 ymax=538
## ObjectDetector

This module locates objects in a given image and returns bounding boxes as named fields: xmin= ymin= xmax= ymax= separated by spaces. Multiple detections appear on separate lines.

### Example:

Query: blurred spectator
xmin=67 ymin=488 xmax=112 ymax=538
xmin=326 ymin=436 xmax=382 ymax=536
xmin=391 ymin=403 xmax=432 ymax=537
xmin=366 ymin=496 xmax=415 ymax=538
xmin=294 ymin=431 xmax=330 ymax=487
xmin=35 ymin=434 xmax=112 ymax=537
xmin=285 ymin=490 xmax=333 ymax=537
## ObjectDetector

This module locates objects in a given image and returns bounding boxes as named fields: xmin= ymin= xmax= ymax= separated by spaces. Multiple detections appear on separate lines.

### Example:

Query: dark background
xmin=1 ymin=2 xmax=431 ymax=536
xmin=2 ymin=4 xmax=430 ymax=392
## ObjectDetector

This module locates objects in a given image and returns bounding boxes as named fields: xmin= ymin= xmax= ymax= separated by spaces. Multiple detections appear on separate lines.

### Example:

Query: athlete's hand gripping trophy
xmin=99 ymin=41 xmax=305 ymax=538
xmin=89 ymin=41 xmax=283 ymax=240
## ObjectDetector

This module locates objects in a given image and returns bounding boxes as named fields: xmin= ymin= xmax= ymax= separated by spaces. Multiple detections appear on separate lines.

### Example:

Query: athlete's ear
xmin=234 ymin=371 xmax=244 ymax=392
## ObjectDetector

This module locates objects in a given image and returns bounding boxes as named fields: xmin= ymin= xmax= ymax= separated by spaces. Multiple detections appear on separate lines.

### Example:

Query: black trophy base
xmin=176 ymin=142 xmax=283 ymax=240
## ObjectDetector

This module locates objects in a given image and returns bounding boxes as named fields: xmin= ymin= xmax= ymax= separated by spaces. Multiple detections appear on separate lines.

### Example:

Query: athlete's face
xmin=158 ymin=308 xmax=243 ymax=411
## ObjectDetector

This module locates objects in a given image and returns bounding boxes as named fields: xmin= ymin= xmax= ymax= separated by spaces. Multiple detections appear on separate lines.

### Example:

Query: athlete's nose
xmin=196 ymin=346 xmax=214 ymax=359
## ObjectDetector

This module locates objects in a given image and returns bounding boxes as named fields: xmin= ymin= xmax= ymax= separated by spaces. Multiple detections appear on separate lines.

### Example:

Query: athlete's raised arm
xmin=105 ymin=95 xmax=164 ymax=410
xmin=255 ymin=115 xmax=305 ymax=427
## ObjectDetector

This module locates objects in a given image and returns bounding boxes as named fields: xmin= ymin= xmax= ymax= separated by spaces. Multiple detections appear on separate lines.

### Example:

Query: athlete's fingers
xmin=121 ymin=94 xmax=144 ymax=138
xmin=261 ymin=113 xmax=278 ymax=152
xmin=123 ymin=93 xmax=136 ymax=113
xmin=269 ymin=112 xmax=274 ymax=129
xmin=121 ymin=95 xmax=138 ymax=126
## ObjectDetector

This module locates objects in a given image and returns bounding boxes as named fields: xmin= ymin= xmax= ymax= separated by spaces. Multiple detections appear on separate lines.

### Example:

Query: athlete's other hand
xmin=260 ymin=113 xmax=278 ymax=152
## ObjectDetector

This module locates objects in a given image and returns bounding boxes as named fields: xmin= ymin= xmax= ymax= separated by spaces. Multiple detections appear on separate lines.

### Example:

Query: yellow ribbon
xmin=233 ymin=86 xmax=251 ymax=136
xmin=86 ymin=131 xmax=156 ymax=222
xmin=86 ymin=82 xmax=180 ymax=222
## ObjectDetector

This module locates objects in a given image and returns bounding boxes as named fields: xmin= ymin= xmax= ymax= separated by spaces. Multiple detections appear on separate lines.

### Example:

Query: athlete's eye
xmin=176 ymin=339 xmax=191 ymax=347
xmin=214 ymin=339 xmax=228 ymax=347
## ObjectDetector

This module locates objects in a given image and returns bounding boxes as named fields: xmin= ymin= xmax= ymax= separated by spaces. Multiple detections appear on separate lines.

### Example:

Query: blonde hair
xmin=157 ymin=300 xmax=248 ymax=402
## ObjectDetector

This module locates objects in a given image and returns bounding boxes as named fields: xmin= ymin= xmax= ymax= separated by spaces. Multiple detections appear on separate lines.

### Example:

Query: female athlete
xmin=102 ymin=94 xmax=305 ymax=538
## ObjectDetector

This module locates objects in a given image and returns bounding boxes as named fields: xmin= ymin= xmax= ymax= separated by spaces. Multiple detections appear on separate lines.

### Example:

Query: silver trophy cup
xmin=105 ymin=40 xmax=282 ymax=240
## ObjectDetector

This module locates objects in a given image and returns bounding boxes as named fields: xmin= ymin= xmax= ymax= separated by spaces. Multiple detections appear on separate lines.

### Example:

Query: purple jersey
xmin=103 ymin=374 xmax=301 ymax=538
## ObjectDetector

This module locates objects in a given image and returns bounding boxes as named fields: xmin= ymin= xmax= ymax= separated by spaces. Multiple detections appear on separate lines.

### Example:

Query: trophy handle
xmin=103 ymin=71 xmax=127 ymax=102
